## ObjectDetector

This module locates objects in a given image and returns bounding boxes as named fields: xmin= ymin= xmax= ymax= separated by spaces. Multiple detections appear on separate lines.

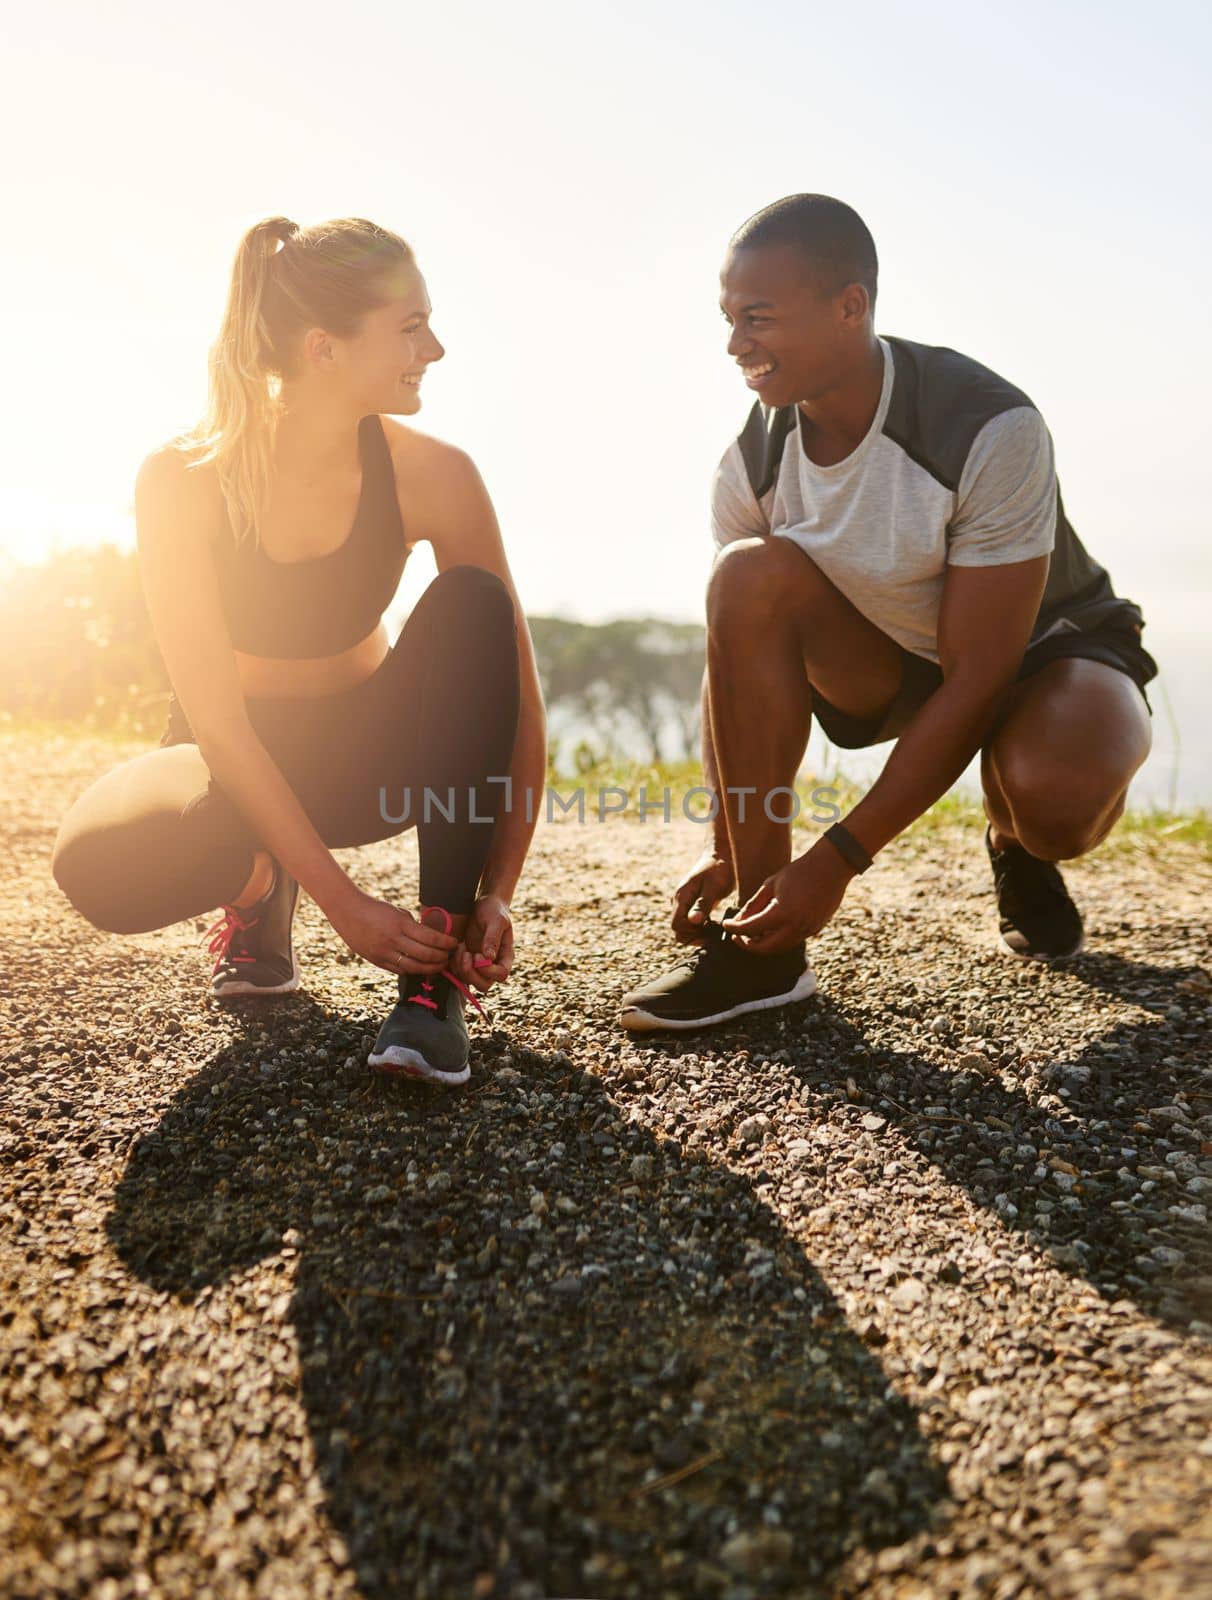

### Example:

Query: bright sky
xmin=3 ymin=0 xmax=1210 ymax=798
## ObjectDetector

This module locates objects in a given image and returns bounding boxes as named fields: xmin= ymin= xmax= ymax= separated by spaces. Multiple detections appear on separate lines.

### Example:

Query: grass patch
xmin=3 ymin=720 xmax=1205 ymax=859
xmin=547 ymin=754 xmax=1211 ymax=859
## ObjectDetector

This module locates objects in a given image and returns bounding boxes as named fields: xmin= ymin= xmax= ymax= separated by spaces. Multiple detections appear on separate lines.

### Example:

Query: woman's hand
xmin=328 ymin=886 xmax=458 ymax=978
xmin=450 ymin=894 xmax=514 ymax=993
xmin=671 ymin=847 xmax=736 ymax=943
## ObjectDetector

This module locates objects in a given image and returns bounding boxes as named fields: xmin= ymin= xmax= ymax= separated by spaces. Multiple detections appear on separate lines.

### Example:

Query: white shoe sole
xmin=999 ymin=929 xmax=1086 ymax=960
xmin=619 ymin=964 xmax=818 ymax=1033
xmin=211 ymin=952 xmax=301 ymax=998
xmin=367 ymin=1046 xmax=470 ymax=1086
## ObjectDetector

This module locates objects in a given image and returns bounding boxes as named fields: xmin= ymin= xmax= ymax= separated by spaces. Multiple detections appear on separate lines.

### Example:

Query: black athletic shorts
xmin=812 ymin=618 xmax=1159 ymax=751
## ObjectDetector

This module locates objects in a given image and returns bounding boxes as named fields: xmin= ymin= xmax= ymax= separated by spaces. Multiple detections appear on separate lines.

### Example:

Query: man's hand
xmin=450 ymin=893 xmax=514 ymax=993
xmin=722 ymin=840 xmax=854 ymax=952
xmin=671 ymin=848 xmax=736 ymax=943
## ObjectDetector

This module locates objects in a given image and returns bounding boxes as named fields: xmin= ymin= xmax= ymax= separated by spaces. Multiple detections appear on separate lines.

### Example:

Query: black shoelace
xmin=679 ymin=915 xmax=747 ymax=969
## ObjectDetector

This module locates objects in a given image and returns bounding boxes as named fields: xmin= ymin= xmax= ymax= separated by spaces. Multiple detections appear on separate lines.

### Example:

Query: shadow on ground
xmin=642 ymin=949 xmax=1212 ymax=1338
xmin=106 ymin=1005 xmax=948 ymax=1599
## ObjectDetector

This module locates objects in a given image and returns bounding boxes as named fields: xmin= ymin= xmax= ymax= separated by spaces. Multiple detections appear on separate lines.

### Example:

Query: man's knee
xmin=998 ymin=763 xmax=1125 ymax=860
xmin=707 ymin=536 xmax=814 ymax=630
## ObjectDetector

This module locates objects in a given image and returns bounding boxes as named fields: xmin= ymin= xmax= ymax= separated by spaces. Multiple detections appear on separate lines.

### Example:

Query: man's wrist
xmin=822 ymin=820 xmax=875 ymax=875
xmin=812 ymin=831 xmax=861 ymax=880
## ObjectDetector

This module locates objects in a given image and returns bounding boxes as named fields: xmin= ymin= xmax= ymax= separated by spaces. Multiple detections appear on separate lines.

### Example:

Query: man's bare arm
xmin=833 ymin=553 xmax=1050 ymax=863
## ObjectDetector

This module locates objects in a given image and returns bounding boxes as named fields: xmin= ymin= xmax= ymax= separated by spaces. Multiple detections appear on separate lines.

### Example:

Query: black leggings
xmin=51 ymin=565 xmax=522 ymax=935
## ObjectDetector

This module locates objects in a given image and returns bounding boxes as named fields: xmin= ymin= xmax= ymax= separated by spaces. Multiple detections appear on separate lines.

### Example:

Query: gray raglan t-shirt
xmin=711 ymin=335 xmax=1143 ymax=666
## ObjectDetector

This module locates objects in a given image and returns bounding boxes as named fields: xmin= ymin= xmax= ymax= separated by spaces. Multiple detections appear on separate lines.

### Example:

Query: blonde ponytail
xmin=174 ymin=215 xmax=413 ymax=547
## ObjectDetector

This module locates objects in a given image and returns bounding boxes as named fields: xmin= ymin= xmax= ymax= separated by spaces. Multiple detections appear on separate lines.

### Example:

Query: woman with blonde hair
xmin=51 ymin=215 xmax=546 ymax=1086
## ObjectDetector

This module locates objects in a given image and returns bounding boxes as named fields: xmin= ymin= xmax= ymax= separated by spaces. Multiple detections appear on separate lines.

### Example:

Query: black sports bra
xmin=210 ymin=413 xmax=410 ymax=659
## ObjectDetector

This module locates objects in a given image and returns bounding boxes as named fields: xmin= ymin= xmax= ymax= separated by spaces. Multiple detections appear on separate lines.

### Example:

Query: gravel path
xmin=3 ymin=729 xmax=1211 ymax=1600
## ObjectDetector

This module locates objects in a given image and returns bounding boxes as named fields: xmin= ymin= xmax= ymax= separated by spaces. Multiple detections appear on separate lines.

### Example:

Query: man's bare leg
xmin=618 ymin=536 xmax=913 ymax=1031
xmin=980 ymin=658 xmax=1152 ymax=859
xmin=705 ymin=536 xmax=906 ymax=900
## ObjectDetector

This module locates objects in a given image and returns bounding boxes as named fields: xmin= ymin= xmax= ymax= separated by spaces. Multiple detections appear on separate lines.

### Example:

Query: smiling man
xmin=619 ymin=193 xmax=1158 ymax=1033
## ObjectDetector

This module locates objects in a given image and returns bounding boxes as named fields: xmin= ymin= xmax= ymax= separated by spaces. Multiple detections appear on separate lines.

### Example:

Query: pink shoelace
xmin=203 ymin=903 xmax=260 ymax=974
xmin=407 ymin=904 xmax=487 ymax=1017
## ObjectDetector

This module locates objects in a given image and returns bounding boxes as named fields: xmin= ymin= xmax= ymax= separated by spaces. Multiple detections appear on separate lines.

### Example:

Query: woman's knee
xmin=426 ymin=567 xmax=519 ymax=693
xmin=51 ymin=821 xmax=140 ymax=935
xmin=427 ymin=563 xmax=515 ymax=630
xmin=50 ymin=747 xmax=255 ymax=935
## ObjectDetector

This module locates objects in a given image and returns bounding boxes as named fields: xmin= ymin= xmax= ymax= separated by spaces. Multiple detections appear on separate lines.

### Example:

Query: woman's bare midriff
xmin=233 ymin=620 xmax=391 ymax=699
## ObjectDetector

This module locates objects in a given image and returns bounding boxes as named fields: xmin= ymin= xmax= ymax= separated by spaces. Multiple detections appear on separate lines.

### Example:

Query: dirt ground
xmin=3 ymin=728 xmax=1211 ymax=1599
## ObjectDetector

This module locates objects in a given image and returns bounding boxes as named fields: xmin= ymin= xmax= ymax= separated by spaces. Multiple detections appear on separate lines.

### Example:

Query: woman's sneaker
xmin=619 ymin=909 xmax=817 ymax=1033
xmin=367 ymin=971 xmax=482 ymax=1085
xmin=984 ymin=824 xmax=1085 ymax=959
xmin=204 ymin=859 xmax=300 ymax=997
xmin=367 ymin=906 xmax=486 ymax=1086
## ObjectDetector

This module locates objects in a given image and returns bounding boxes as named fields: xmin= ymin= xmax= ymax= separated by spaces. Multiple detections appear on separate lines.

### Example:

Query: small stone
xmin=719 ymin=1528 xmax=794 ymax=1578
xmin=630 ymin=1154 xmax=656 ymax=1181
xmin=736 ymin=1113 xmax=771 ymax=1147
xmin=862 ymin=1466 xmax=899 ymax=1507
xmin=58 ymin=1408 xmax=106 ymax=1449
xmin=890 ymin=1277 xmax=926 ymax=1311
xmin=1149 ymin=1105 xmax=1190 ymax=1126
xmin=857 ymin=1317 xmax=888 ymax=1346
xmin=1150 ymin=1246 xmax=1185 ymax=1267
xmin=653 ymin=1431 xmax=695 ymax=1471
xmin=965 ymin=1385 xmax=1002 ymax=1414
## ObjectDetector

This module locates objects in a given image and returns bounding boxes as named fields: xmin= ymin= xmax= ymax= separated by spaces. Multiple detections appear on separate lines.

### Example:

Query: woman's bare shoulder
xmin=136 ymin=436 xmax=224 ymax=549
xmin=377 ymin=417 xmax=506 ymax=566
xmin=378 ymin=415 xmax=480 ymax=485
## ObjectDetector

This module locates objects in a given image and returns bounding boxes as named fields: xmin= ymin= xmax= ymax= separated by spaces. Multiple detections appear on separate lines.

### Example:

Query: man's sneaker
xmin=619 ymin=908 xmax=817 ymax=1033
xmin=985 ymin=824 xmax=1085 ymax=959
xmin=367 ymin=906 xmax=486 ymax=1086
xmin=204 ymin=859 xmax=300 ymax=997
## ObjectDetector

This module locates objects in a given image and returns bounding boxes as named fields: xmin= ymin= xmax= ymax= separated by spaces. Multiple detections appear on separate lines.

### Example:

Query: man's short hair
xmin=729 ymin=194 xmax=878 ymax=311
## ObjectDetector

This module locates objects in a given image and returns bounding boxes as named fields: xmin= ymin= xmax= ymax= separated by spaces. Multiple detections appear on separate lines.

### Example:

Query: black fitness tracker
xmin=823 ymin=821 xmax=874 ymax=874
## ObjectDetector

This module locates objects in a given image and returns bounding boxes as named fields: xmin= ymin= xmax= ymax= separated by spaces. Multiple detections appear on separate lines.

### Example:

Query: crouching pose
xmin=52 ymin=215 xmax=546 ymax=1085
xmin=621 ymin=194 xmax=1156 ymax=1033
